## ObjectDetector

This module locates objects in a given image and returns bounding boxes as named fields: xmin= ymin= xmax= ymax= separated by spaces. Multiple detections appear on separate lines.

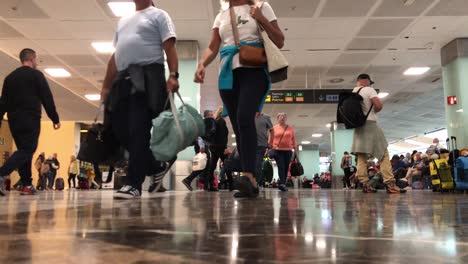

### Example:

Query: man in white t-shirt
xmin=101 ymin=0 xmax=180 ymax=199
xmin=351 ymin=74 xmax=406 ymax=194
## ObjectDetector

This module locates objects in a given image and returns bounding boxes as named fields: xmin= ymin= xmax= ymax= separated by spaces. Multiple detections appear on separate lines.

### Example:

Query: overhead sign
xmin=264 ymin=89 xmax=340 ymax=104
xmin=265 ymin=89 xmax=380 ymax=104
xmin=447 ymin=96 xmax=458 ymax=105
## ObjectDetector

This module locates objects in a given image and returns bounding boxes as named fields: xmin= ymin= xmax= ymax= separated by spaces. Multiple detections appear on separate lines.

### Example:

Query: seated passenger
xmin=401 ymin=153 xmax=427 ymax=188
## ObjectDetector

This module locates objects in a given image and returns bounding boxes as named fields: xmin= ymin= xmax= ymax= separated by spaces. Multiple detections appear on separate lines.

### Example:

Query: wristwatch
xmin=169 ymin=72 xmax=179 ymax=79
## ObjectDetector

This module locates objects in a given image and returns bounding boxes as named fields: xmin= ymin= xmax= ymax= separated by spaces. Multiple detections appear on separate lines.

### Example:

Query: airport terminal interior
xmin=0 ymin=0 xmax=468 ymax=263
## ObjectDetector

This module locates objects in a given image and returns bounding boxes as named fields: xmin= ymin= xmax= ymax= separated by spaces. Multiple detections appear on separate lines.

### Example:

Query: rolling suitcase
xmin=55 ymin=178 xmax=64 ymax=191
xmin=451 ymin=136 xmax=468 ymax=190
xmin=430 ymin=158 xmax=454 ymax=192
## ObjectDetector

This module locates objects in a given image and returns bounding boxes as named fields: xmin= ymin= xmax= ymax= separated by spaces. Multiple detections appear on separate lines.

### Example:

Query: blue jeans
xmin=274 ymin=150 xmax=293 ymax=185
xmin=255 ymin=146 xmax=267 ymax=186
xmin=47 ymin=171 xmax=56 ymax=189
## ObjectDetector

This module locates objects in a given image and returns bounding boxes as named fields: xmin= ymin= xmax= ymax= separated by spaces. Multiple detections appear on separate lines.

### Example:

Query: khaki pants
xmin=356 ymin=149 xmax=395 ymax=184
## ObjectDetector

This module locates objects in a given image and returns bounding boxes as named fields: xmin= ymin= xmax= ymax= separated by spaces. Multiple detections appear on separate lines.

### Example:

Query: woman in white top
xmin=194 ymin=0 xmax=284 ymax=198
xmin=350 ymin=74 xmax=406 ymax=194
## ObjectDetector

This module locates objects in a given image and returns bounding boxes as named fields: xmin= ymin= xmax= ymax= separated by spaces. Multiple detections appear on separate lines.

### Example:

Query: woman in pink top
xmin=268 ymin=113 xmax=297 ymax=191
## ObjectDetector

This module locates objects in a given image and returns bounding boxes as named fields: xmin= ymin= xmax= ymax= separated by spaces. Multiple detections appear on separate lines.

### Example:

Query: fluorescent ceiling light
xmin=378 ymin=92 xmax=389 ymax=99
xmin=326 ymin=124 xmax=331 ymax=128
xmin=232 ymin=142 xmax=237 ymax=146
xmin=312 ymin=134 xmax=323 ymax=138
xmin=404 ymin=67 xmax=430 ymax=76
xmin=456 ymin=109 xmax=463 ymax=113
xmin=85 ymin=94 xmax=101 ymax=101
xmin=108 ymin=2 xmax=135 ymax=17
xmin=91 ymin=42 xmax=115 ymax=54
xmin=231 ymin=134 xmax=236 ymax=138
xmin=44 ymin=68 xmax=71 ymax=78
xmin=301 ymin=141 xmax=311 ymax=145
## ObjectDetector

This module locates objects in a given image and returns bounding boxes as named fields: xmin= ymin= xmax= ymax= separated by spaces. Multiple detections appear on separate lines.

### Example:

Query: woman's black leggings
xmin=68 ymin=173 xmax=76 ymax=188
xmin=219 ymin=68 xmax=268 ymax=175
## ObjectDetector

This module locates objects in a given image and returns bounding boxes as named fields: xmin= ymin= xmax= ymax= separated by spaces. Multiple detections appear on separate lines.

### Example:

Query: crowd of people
xmin=0 ymin=0 xmax=407 ymax=204
xmin=338 ymin=138 xmax=447 ymax=191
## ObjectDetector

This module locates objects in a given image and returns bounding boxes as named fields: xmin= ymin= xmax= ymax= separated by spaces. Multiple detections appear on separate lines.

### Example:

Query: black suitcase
xmin=55 ymin=178 xmax=64 ymax=191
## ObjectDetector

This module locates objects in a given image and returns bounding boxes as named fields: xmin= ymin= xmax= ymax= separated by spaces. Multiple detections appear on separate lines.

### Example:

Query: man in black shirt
xmin=0 ymin=48 xmax=60 ymax=196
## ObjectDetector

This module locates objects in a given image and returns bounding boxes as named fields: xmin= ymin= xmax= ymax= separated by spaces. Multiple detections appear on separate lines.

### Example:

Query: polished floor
xmin=0 ymin=189 xmax=467 ymax=263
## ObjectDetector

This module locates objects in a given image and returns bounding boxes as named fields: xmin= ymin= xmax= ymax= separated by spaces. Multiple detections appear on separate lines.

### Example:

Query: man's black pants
xmin=0 ymin=115 xmax=40 ymax=186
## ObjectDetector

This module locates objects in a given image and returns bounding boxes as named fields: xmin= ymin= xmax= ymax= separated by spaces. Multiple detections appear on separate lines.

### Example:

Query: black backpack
xmin=337 ymin=87 xmax=374 ymax=129
xmin=212 ymin=118 xmax=229 ymax=146
xmin=202 ymin=118 xmax=217 ymax=143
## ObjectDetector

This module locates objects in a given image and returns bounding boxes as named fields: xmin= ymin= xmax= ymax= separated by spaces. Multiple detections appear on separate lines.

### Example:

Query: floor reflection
xmin=0 ymin=190 xmax=467 ymax=263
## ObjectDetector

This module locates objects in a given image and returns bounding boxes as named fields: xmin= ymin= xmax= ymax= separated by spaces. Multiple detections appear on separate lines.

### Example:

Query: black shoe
xmin=157 ymin=186 xmax=167 ymax=193
xmin=114 ymin=185 xmax=141 ymax=199
xmin=148 ymin=159 xmax=175 ymax=193
xmin=182 ymin=178 xmax=193 ymax=191
xmin=234 ymin=177 xmax=257 ymax=198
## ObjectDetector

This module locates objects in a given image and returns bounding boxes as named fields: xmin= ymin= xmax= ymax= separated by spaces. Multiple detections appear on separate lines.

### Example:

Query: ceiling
xmin=0 ymin=0 xmax=465 ymax=151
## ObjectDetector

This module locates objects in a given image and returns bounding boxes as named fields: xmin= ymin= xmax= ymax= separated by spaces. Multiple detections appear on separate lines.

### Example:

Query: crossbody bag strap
xmin=277 ymin=125 xmax=288 ymax=147
xmin=229 ymin=3 xmax=240 ymax=46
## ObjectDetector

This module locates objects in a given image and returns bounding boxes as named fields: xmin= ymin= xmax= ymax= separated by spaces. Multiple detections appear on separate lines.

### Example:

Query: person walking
xmin=255 ymin=112 xmax=273 ymax=188
xmin=68 ymin=155 xmax=79 ymax=189
xmin=0 ymin=48 xmax=60 ymax=196
xmin=101 ymin=0 xmax=180 ymax=199
xmin=351 ymin=74 xmax=406 ymax=194
xmin=207 ymin=106 xmax=229 ymax=192
xmin=269 ymin=113 xmax=297 ymax=192
xmin=341 ymin=151 xmax=353 ymax=189
xmin=194 ymin=0 xmax=284 ymax=197
xmin=47 ymin=153 xmax=60 ymax=190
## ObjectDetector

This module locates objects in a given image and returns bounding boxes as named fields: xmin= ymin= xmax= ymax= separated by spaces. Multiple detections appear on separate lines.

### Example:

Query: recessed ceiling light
xmin=108 ymin=2 xmax=135 ymax=17
xmin=456 ymin=109 xmax=463 ymax=113
xmin=404 ymin=67 xmax=430 ymax=76
xmin=378 ymin=92 xmax=389 ymax=99
xmin=231 ymin=134 xmax=236 ymax=138
xmin=85 ymin=94 xmax=101 ymax=101
xmin=232 ymin=142 xmax=237 ymax=146
xmin=326 ymin=124 xmax=332 ymax=128
xmin=44 ymin=68 xmax=71 ymax=78
xmin=91 ymin=42 xmax=115 ymax=54
xmin=301 ymin=141 xmax=311 ymax=145
xmin=312 ymin=134 xmax=323 ymax=138
xmin=329 ymin=78 xmax=344 ymax=84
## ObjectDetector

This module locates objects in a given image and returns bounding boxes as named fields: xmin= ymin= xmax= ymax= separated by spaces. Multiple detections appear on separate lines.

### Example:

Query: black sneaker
xmin=0 ymin=176 xmax=6 ymax=196
xmin=182 ymin=178 xmax=193 ymax=191
xmin=148 ymin=158 xmax=177 ymax=193
xmin=114 ymin=185 xmax=141 ymax=199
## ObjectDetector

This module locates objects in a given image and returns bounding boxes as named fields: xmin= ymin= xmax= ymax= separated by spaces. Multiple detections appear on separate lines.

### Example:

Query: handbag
xmin=229 ymin=4 xmax=266 ymax=67
xmin=268 ymin=125 xmax=288 ymax=159
xmin=192 ymin=152 xmax=208 ymax=171
xmin=290 ymin=157 xmax=304 ymax=177
xmin=262 ymin=158 xmax=273 ymax=183
xmin=77 ymin=107 xmax=121 ymax=164
xmin=258 ymin=25 xmax=288 ymax=83
xmin=229 ymin=1 xmax=288 ymax=82
xmin=150 ymin=92 xmax=205 ymax=161
xmin=224 ymin=148 xmax=242 ymax=172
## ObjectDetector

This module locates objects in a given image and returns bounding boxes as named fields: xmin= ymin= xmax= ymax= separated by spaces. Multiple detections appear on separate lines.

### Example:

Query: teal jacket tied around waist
xmin=218 ymin=42 xmax=271 ymax=115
